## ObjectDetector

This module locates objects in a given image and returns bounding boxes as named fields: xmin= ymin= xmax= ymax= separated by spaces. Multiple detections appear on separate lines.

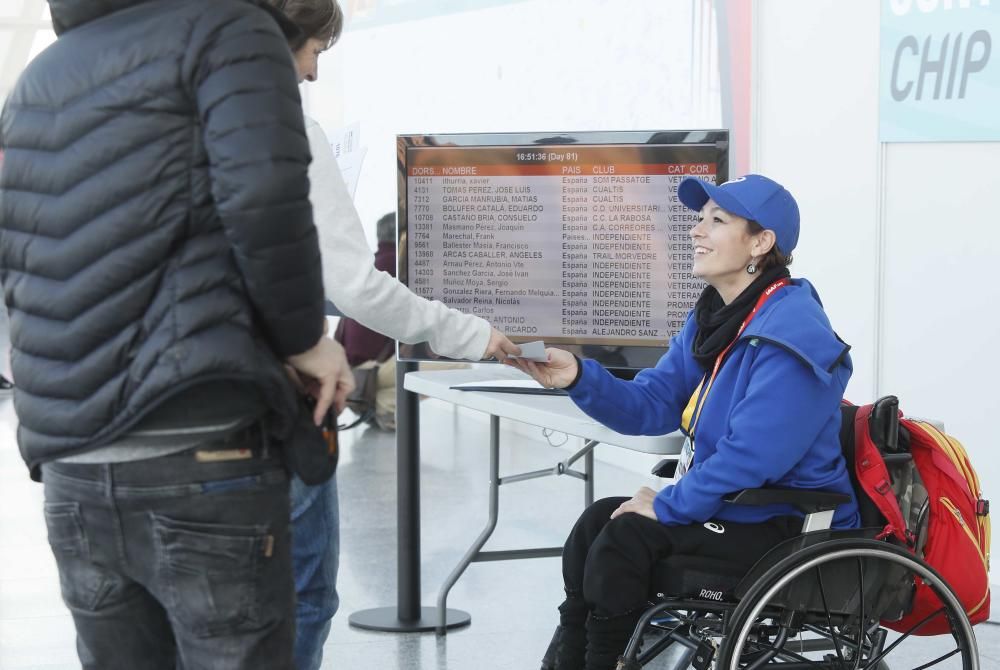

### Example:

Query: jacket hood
xmin=48 ymin=0 xmax=302 ymax=40
xmin=742 ymin=278 xmax=852 ymax=385
xmin=48 ymin=0 xmax=145 ymax=34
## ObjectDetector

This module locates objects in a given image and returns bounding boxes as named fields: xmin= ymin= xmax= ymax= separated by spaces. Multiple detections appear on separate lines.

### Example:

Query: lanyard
xmin=686 ymin=278 xmax=790 ymax=439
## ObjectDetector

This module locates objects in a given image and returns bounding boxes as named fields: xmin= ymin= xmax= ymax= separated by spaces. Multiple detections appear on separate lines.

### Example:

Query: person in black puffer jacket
xmin=0 ymin=1 xmax=353 ymax=667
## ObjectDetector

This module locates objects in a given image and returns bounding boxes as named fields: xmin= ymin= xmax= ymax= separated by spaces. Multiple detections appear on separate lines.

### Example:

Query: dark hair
xmin=271 ymin=0 xmax=344 ymax=52
xmin=747 ymin=220 xmax=793 ymax=272
xmin=376 ymin=213 xmax=396 ymax=244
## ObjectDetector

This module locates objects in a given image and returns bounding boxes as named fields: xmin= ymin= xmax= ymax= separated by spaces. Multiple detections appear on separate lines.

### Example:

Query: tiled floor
xmin=0 ymin=392 xmax=997 ymax=669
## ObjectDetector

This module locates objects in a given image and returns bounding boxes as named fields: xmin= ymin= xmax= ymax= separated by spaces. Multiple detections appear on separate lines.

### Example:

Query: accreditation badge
xmin=677 ymin=376 xmax=704 ymax=480
xmin=675 ymin=435 xmax=694 ymax=479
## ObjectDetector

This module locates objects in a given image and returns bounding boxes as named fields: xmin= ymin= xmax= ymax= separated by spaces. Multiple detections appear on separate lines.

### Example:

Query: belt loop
xmin=103 ymin=463 xmax=113 ymax=499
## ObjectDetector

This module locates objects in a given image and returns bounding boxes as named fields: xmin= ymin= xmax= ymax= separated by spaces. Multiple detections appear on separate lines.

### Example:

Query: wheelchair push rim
xmin=719 ymin=539 xmax=979 ymax=670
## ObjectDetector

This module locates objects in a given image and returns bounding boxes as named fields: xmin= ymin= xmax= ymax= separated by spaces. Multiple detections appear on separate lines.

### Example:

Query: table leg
xmin=435 ymin=414 xmax=501 ymax=634
xmin=349 ymin=359 xmax=471 ymax=633
xmin=584 ymin=446 xmax=594 ymax=507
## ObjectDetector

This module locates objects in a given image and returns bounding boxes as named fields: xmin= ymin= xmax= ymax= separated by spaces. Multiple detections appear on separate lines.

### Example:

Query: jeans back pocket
xmin=44 ymin=501 xmax=122 ymax=612
xmin=43 ymin=501 xmax=88 ymax=557
xmin=152 ymin=514 xmax=271 ymax=638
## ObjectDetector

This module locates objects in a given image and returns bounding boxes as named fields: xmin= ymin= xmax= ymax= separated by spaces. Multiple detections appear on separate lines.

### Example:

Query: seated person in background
xmin=334 ymin=212 xmax=398 ymax=430
xmin=508 ymin=174 xmax=861 ymax=670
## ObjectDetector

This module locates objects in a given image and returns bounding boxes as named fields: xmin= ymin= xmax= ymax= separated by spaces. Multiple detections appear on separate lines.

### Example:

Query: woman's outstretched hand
xmin=609 ymin=486 xmax=658 ymax=521
xmin=504 ymin=347 xmax=579 ymax=388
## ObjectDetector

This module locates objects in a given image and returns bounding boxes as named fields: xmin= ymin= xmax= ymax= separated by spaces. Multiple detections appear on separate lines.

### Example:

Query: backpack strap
xmin=854 ymin=403 xmax=913 ymax=547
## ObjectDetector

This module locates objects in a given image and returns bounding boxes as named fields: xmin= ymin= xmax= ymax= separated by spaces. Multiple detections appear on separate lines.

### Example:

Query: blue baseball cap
xmin=677 ymin=174 xmax=800 ymax=255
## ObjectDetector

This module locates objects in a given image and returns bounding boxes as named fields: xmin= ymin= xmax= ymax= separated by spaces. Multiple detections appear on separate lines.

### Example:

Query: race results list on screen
xmin=406 ymin=145 xmax=714 ymax=345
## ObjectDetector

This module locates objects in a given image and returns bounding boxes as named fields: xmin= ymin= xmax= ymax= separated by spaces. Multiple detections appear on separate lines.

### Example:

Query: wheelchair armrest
xmin=651 ymin=458 xmax=677 ymax=478
xmin=722 ymin=488 xmax=851 ymax=515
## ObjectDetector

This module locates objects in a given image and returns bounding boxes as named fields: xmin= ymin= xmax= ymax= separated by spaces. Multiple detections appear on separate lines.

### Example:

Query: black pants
xmin=41 ymin=441 xmax=294 ymax=670
xmin=557 ymin=496 xmax=800 ymax=670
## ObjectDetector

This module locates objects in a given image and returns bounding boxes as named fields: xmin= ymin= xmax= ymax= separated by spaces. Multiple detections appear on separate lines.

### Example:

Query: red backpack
xmin=851 ymin=400 xmax=991 ymax=634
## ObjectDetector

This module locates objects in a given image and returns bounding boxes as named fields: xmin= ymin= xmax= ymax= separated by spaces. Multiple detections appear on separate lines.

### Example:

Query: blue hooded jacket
xmin=567 ymin=279 xmax=861 ymax=529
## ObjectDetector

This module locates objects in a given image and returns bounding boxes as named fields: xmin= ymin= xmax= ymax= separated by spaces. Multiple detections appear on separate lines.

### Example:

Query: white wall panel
xmin=755 ymin=0 xmax=882 ymax=403
xmin=755 ymin=0 xmax=998 ymax=598
xmin=882 ymin=141 xmax=1000 ymax=511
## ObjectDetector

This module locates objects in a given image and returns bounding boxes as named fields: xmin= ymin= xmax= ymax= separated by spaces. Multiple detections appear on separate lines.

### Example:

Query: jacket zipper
xmin=940 ymin=496 xmax=990 ymax=616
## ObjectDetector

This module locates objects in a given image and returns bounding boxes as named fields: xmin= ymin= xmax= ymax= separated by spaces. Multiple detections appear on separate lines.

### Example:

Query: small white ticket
xmin=507 ymin=340 xmax=548 ymax=362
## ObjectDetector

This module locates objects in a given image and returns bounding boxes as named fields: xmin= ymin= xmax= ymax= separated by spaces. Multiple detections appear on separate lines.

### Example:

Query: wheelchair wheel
xmin=717 ymin=539 xmax=979 ymax=670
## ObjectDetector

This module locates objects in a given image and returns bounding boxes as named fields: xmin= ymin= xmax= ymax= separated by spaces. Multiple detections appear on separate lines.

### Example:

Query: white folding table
xmin=402 ymin=366 xmax=685 ymax=633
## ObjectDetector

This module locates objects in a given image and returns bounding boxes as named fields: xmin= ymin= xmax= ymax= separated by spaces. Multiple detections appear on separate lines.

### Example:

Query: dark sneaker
xmin=0 ymin=376 xmax=13 ymax=392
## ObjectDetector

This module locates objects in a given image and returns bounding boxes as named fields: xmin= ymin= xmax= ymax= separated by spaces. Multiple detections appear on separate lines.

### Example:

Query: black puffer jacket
xmin=0 ymin=0 xmax=325 ymax=476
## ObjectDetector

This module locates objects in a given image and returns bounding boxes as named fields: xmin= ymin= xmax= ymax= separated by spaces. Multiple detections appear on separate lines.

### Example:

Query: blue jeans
xmin=290 ymin=474 xmax=340 ymax=670
xmin=41 ymin=441 xmax=295 ymax=670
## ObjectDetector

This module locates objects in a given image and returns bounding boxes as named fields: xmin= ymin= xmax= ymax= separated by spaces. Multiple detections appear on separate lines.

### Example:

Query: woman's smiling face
xmin=689 ymin=198 xmax=773 ymax=302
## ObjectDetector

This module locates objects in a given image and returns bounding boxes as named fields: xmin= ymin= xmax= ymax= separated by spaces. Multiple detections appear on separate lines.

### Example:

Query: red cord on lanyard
xmin=688 ymin=278 xmax=790 ymax=437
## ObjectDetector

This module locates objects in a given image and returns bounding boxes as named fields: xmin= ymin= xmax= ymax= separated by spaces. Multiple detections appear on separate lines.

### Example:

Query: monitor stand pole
xmin=348 ymin=359 xmax=472 ymax=633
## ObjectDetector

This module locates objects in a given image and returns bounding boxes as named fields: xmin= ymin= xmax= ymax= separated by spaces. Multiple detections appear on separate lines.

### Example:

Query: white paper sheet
xmin=335 ymin=146 xmax=367 ymax=200
xmin=506 ymin=340 xmax=548 ymax=362
xmin=330 ymin=122 xmax=360 ymax=158
xmin=329 ymin=122 xmax=367 ymax=200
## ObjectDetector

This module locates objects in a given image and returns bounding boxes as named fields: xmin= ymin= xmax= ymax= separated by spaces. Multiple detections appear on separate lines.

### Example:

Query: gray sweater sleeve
xmin=305 ymin=118 xmax=491 ymax=360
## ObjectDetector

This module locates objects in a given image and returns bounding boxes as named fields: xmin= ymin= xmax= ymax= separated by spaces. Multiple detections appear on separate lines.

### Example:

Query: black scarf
xmin=691 ymin=265 xmax=791 ymax=371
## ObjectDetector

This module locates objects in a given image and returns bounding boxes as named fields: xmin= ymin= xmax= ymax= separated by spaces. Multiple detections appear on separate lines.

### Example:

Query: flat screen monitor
xmin=395 ymin=130 xmax=728 ymax=372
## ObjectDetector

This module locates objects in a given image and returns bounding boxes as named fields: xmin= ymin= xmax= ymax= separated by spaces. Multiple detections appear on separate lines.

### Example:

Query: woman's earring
xmin=746 ymin=261 xmax=757 ymax=275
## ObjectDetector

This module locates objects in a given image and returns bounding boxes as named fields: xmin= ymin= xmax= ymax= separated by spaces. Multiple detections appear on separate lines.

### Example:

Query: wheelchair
xmin=541 ymin=398 xmax=982 ymax=670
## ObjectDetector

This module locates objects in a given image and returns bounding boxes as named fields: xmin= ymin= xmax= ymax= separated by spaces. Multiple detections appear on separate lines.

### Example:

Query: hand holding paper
xmin=504 ymin=346 xmax=579 ymax=389
xmin=506 ymin=340 xmax=548 ymax=362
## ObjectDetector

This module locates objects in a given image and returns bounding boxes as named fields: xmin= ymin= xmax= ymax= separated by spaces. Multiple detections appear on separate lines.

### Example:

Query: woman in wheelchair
xmin=508 ymin=174 xmax=861 ymax=669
